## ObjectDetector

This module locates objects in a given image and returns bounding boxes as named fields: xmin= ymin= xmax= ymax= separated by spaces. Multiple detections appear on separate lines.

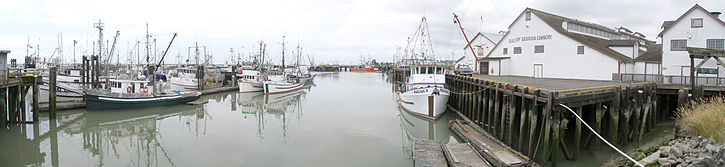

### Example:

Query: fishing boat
xmin=398 ymin=64 xmax=450 ymax=119
xmin=238 ymin=68 xmax=263 ymax=92
xmin=262 ymin=74 xmax=304 ymax=95
xmin=85 ymin=80 xmax=201 ymax=110
xmin=168 ymin=67 xmax=198 ymax=90
xmin=396 ymin=17 xmax=450 ymax=120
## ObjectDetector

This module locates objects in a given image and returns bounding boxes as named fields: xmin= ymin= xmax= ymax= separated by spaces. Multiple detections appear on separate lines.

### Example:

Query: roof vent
xmin=712 ymin=12 xmax=722 ymax=18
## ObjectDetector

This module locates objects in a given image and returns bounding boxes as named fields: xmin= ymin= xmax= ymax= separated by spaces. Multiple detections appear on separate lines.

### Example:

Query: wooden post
xmin=573 ymin=106 xmax=582 ymax=160
xmin=20 ymin=86 xmax=27 ymax=122
xmin=493 ymin=83 xmax=501 ymax=135
xmin=0 ymin=91 xmax=5 ymax=127
xmin=8 ymin=86 xmax=16 ymax=123
xmin=32 ymin=76 xmax=39 ymax=122
xmin=49 ymin=67 xmax=57 ymax=119
xmin=610 ymin=86 xmax=621 ymax=144
xmin=482 ymin=81 xmax=490 ymax=127
xmin=518 ymin=87 xmax=529 ymax=150
xmin=528 ymin=89 xmax=540 ymax=156
xmin=551 ymin=107 xmax=562 ymax=166
xmin=639 ymin=95 xmax=652 ymax=141
xmin=622 ymin=87 xmax=633 ymax=143
xmin=541 ymin=92 xmax=554 ymax=163
xmin=594 ymin=102 xmax=604 ymax=149
xmin=507 ymin=85 xmax=518 ymax=145
xmin=500 ymin=84 xmax=509 ymax=139
xmin=632 ymin=87 xmax=643 ymax=141
xmin=488 ymin=82 xmax=496 ymax=132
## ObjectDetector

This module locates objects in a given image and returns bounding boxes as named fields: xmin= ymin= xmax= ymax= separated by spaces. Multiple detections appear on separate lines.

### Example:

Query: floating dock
xmin=449 ymin=117 xmax=529 ymax=166
xmin=39 ymin=101 xmax=86 ymax=112
xmin=413 ymin=139 xmax=447 ymax=167
xmin=442 ymin=143 xmax=490 ymax=167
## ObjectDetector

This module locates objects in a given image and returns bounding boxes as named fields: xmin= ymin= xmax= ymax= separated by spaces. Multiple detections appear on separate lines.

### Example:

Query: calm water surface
xmin=0 ymin=72 xmax=460 ymax=167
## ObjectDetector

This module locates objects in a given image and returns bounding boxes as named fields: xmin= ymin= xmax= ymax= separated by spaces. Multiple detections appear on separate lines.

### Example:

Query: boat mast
xmin=281 ymin=36 xmax=285 ymax=69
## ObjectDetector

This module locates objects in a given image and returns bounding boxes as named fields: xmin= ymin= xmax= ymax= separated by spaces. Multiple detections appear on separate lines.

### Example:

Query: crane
xmin=453 ymin=13 xmax=478 ymax=72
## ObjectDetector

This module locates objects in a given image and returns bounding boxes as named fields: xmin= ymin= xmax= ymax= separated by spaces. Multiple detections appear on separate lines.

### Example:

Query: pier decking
xmin=413 ymin=139 xmax=447 ymax=167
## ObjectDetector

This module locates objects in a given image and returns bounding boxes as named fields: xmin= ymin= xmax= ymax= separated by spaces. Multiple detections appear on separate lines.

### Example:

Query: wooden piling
xmin=528 ymin=89 xmax=540 ymax=156
xmin=0 ymin=92 xmax=5 ymax=127
xmin=594 ymin=102 xmax=604 ymax=149
xmin=49 ymin=67 xmax=57 ymax=119
xmin=518 ymin=87 xmax=528 ymax=151
xmin=32 ymin=76 xmax=39 ymax=122
xmin=20 ymin=86 xmax=27 ymax=122
xmin=610 ymin=86 xmax=621 ymax=143
xmin=507 ymin=85 xmax=518 ymax=145
xmin=493 ymin=83 xmax=501 ymax=135
xmin=541 ymin=92 xmax=554 ymax=163
xmin=8 ymin=86 xmax=17 ymax=123
xmin=500 ymin=84 xmax=509 ymax=139
xmin=573 ymin=106 xmax=582 ymax=160
xmin=551 ymin=107 xmax=562 ymax=166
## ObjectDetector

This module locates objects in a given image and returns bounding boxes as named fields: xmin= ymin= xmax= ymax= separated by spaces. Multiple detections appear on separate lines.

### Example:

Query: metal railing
xmin=613 ymin=73 xmax=725 ymax=86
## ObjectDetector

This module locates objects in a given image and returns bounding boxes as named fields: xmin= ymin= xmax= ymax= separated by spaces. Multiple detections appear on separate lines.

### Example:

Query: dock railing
xmin=613 ymin=73 xmax=725 ymax=86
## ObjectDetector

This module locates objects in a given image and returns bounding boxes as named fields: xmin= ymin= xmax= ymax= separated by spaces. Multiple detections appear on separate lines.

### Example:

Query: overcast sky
xmin=1 ymin=0 xmax=723 ymax=65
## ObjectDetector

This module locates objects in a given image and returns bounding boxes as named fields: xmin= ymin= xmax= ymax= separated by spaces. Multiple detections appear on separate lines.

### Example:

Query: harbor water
xmin=0 ymin=72 xmax=461 ymax=167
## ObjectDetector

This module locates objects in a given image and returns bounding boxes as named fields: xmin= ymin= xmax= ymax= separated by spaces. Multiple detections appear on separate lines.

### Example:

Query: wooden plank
xmin=482 ymin=81 xmax=490 ymax=128
xmin=449 ymin=119 xmax=531 ymax=167
xmin=493 ymin=83 xmax=501 ymax=135
xmin=499 ymin=84 xmax=508 ymax=139
xmin=413 ymin=139 xmax=447 ymax=167
xmin=443 ymin=143 xmax=490 ymax=167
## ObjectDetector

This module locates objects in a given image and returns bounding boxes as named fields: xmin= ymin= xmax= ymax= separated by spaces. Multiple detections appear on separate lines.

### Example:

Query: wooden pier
xmin=443 ymin=74 xmax=669 ymax=166
xmin=413 ymin=139 xmax=447 ymax=167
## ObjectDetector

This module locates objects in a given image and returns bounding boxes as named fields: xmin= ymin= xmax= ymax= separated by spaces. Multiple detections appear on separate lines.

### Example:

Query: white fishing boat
xmin=398 ymin=64 xmax=450 ymax=120
xmin=396 ymin=17 xmax=449 ymax=120
xmin=168 ymin=67 xmax=198 ymax=90
xmin=238 ymin=68 xmax=263 ymax=93
xmin=262 ymin=75 xmax=304 ymax=95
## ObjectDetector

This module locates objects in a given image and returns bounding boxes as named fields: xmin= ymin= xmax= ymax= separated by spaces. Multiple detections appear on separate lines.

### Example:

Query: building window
xmin=577 ymin=46 xmax=585 ymax=54
xmin=503 ymin=48 xmax=508 ymax=54
xmin=525 ymin=11 xmax=531 ymax=21
xmin=534 ymin=45 xmax=544 ymax=53
xmin=691 ymin=18 xmax=703 ymax=28
xmin=671 ymin=40 xmax=687 ymax=51
xmin=514 ymin=47 xmax=522 ymax=54
xmin=707 ymin=39 xmax=724 ymax=50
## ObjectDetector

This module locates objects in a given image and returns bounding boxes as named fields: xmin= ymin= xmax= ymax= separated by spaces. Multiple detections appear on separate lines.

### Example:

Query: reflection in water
xmin=2 ymin=73 xmax=435 ymax=166
xmin=394 ymin=82 xmax=459 ymax=158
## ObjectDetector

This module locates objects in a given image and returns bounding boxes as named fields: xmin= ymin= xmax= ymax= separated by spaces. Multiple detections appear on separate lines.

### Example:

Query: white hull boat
xmin=397 ymin=64 xmax=450 ymax=120
xmin=399 ymin=87 xmax=449 ymax=119
xmin=240 ymin=81 xmax=264 ymax=93
xmin=263 ymin=81 xmax=304 ymax=95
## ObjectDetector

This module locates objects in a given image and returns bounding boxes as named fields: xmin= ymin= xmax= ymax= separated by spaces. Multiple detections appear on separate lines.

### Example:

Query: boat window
xmin=427 ymin=67 xmax=434 ymax=74
xmin=421 ymin=67 xmax=428 ymax=74
xmin=436 ymin=67 xmax=443 ymax=74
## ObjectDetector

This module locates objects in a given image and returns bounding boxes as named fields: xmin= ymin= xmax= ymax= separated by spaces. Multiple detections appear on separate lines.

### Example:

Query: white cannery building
xmin=455 ymin=32 xmax=503 ymax=74
xmin=483 ymin=8 xmax=660 ymax=81
xmin=659 ymin=4 xmax=725 ymax=85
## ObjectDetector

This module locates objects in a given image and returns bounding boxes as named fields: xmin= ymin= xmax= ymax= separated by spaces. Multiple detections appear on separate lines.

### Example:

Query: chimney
xmin=711 ymin=12 xmax=722 ymax=19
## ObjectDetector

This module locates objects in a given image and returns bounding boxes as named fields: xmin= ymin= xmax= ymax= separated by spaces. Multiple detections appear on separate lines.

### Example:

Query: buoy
xmin=142 ymin=86 xmax=148 ymax=93
xmin=126 ymin=86 xmax=133 ymax=93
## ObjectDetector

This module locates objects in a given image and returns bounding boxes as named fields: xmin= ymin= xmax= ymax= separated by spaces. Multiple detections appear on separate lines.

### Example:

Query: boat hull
xmin=239 ymin=81 xmax=264 ymax=93
xmin=263 ymin=81 xmax=304 ymax=95
xmin=85 ymin=92 xmax=202 ymax=110
xmin=398 ymin=87 xmax=449 ymax=120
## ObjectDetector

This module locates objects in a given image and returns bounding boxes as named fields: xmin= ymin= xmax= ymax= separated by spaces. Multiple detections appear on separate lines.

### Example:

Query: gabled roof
xmin=661 ymin=21 xmax=675 ymax=28
xmin=463 ymin=32 xmax=503 ymax=50
xmin=530 ymin=8 xmax=635 ymax=63
xmin=634 ymin=44 xmax=662 ymax=62
xmin=658 ymin=4 xmax=725 ymax=37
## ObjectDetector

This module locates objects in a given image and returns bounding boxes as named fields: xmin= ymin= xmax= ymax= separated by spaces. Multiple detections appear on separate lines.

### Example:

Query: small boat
xmin=238 ymin=68 xmax=264 ymax=93
xmin=398 ymin=64 xmax=450 ymax=120
xmin=263 ymin=74 xmax=304 ymax=95
xmin=85 ymin=89 xmax=201 ymax=110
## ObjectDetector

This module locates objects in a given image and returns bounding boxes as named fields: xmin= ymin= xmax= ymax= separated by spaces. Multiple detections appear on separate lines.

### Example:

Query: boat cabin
xmin=109 ymin=79 xmax=154 ymax=95
xmin=407 ymin=64 xmax=446 ymax=90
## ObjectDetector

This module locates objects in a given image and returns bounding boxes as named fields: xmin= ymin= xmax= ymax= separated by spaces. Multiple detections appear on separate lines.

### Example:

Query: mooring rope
xmin=558 ymin=103 xmax=644 ymax=167
xmin=447 ymin=83 xmax=496 ymax=95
